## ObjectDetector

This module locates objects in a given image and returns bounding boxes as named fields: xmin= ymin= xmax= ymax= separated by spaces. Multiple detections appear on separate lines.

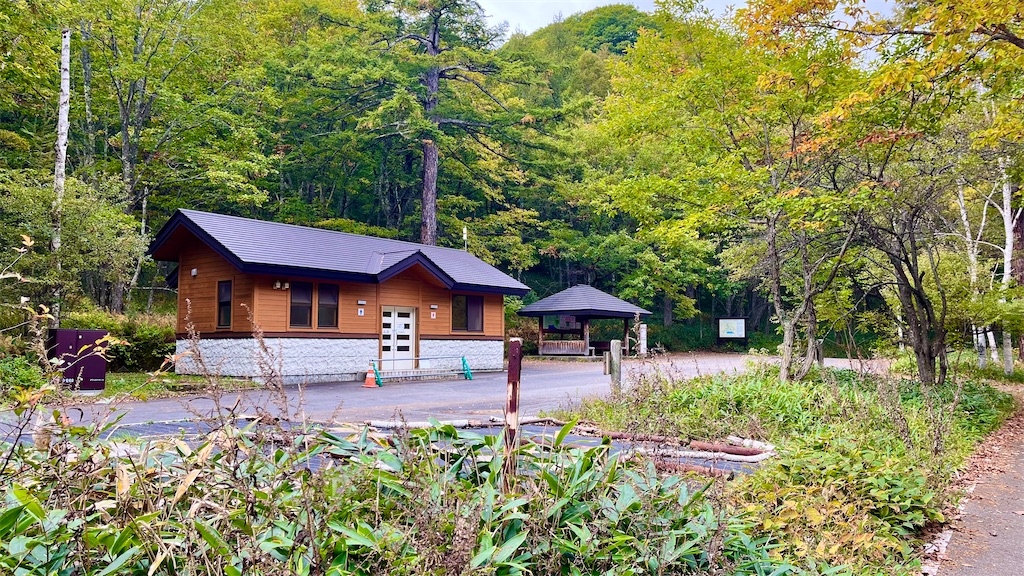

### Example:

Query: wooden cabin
xmin=149 ymin=210 xmax=530 ymax=383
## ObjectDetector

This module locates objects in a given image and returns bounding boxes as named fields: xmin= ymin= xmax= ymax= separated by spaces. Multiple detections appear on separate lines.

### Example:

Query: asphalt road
xmin=65 ymin=353 xmax=875 ymax=427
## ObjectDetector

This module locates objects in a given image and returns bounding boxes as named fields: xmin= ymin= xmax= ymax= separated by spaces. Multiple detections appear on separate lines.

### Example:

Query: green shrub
xmin=558 ymin=364 xmax=833 ymax=441
xmin=0 ymin=356 xmax=45 ymax=390
xmin=738 ymin=427 xmax=941 ymax=569
xmin=62 ymin=310 xmax=175 ymax=371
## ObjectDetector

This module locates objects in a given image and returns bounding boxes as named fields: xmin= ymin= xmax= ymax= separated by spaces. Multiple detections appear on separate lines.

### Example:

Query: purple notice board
xmin=48 ymin=329 xmax=108 ymax=391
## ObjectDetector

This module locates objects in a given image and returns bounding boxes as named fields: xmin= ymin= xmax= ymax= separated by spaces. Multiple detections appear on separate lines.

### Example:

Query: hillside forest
xmin=2 ymin=0 xmax=1024 ymax=385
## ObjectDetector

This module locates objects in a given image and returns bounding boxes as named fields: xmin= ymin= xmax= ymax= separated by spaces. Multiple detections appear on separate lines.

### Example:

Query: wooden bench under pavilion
xmin=517 ymin=284 xmax=652 ymax=356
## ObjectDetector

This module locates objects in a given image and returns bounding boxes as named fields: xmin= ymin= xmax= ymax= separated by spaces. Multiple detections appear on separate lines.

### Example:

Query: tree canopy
xmin=1 ymin=0 xmax=1023 ymax=384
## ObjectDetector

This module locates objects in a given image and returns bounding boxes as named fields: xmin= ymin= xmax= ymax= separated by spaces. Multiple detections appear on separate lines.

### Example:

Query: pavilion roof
xmin=517 ymin=284 xmax=651 ymax=319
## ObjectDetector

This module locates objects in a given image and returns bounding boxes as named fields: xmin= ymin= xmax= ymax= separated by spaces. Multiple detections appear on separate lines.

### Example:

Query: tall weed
xmin=0 ymin=419 xmax=804 ymax=575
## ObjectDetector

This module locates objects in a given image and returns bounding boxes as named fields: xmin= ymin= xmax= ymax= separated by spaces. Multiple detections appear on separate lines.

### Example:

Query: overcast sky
xmin=478 ymin=0 xmax=707 ymax=35
xmin=478 ymin=0 xmax=890 ymax=36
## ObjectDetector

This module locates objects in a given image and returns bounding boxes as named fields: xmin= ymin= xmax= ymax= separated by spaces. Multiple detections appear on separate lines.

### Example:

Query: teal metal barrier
xmin=371 ymin=360 xmax=383 ymax=387
xmin=369 ymin=355 xmax=473 ymax=385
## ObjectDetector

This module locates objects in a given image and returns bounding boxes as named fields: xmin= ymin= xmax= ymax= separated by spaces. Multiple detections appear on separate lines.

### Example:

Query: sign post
xmin=503 ymin=338 xmax=523 ymax=492
xmin=715 ymin=317 xmax=749 ymax=347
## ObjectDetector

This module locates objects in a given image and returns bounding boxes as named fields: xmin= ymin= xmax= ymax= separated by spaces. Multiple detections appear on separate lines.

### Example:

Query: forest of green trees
xmin=2 ymin=0 xmax=1023 ymax=385
xmin=4 ymin=2 xmax=1024 ymax=573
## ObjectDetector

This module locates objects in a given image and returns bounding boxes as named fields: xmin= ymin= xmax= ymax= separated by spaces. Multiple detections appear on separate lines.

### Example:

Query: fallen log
xmin=690 ymin=440 xmax=763 ymax=456
xmin=654 ymin=460 xmax=732 ymax=479
xmin=603 ymin=431 xmax=685 ymax=445
xmin=488 ymin=416 xmax=571 ymax=427
xmin=520 ymin=417 xmax=570 ymax=426
xmin=366 ymin=419 xmax=480 ymax=430
xmin=636 ymin=446 xmax=775 ymax=463
xmin=726 ymin=435 xmax=776 ymax=452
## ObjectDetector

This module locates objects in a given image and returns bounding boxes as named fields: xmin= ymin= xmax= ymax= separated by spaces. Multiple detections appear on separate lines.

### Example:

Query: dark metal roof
xmin=149 ymin=209 xmax=530 ymax=295
xmin=517 ymin=284 xmax=651 ymax=318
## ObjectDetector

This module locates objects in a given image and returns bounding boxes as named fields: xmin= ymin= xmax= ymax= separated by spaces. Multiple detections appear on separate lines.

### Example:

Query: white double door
xmin=381 ymin=306 xmax=416 ymax=370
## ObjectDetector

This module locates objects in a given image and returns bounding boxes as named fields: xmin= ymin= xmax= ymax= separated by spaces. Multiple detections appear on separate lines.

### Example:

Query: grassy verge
xmin=94 ymin=372 xmax=258 ymax=401
xmin=551 ymin=363 xmax=1017 ymax=574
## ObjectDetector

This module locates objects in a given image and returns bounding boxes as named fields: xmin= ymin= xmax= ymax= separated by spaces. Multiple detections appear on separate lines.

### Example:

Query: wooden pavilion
xmin=517 ymin=285 xmax=651 ymax=356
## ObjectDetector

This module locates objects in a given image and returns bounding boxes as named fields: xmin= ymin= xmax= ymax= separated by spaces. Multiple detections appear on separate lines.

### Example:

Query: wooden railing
xmin=540 ymin=340 xmax=587 ymax=356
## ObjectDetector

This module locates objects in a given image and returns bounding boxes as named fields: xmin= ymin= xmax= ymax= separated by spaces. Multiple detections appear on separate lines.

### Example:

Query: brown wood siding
xmin=232 ymin=274 xmax=254 ymax=332
xmin=484 ymin=294 xmax=504 ymax=337
xmin=339 ymin=281 xmax=377 ymax=333
xmin=378 ymin=277 xmax=421 ymax=308
xmin=175 ymin=246 xmax=506 ymax=340
xmin=252 ymin=277 xmax=288 ymax=332
xmin=176 ymin=243 xmax=247 ymax=333
xmin=419 ymin=283 xmax=451 ymax=336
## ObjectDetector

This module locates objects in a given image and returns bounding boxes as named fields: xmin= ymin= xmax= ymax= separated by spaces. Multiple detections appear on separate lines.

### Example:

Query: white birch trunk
xmin=896 ymin=310 xmax=906 ymax=352
xmin=976 ymin=328 xmax=988 ymax=368
xmin=999 ymin=156 xmax=1016 ymax=374
xmin=51 ymin=27 xmax=71 ymax=327
xmin=957 ymin=184 xmax=987 ymax=368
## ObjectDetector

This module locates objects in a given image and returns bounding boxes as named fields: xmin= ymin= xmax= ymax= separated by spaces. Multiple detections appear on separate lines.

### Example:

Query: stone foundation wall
xmin=174 ymin=337 xmax=379 ymax=384
xmin=418 ymin=339 xmax=505 ymax=371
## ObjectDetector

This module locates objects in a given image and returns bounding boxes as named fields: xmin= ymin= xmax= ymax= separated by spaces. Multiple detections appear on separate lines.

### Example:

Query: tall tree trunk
xmin=779 ymin=319 xmax=797 ymax=382
xmin=110 ymin=281 xmax=126 ymax=313
xmin=765 ymin=214 xmax=797 ymax=383
xmin=419 ymin=20 xmax=441 ymax=246
xmin=51 ymin=27 xmax=71 ymax=328
xmin=146 ymin=273 xmax=155 ymax=313
xmin=748 ymin=288 xmax=768 ymax=333
xmin=1015 ymin=178 xmax=1024 ymax=360
xmin=957 ymin=182 xmax=988 ymax=368
xmin=976 ymin=327 xmax=988 ymax=368
xmin=896 ymin=313 xmax=905 ymax=352
xmin=125 ymin=193 xmax=147 ymax=308
xmin=80 ymin=21 xmax=95 ymax=186
xmin=421 ymin=139 xmax=438 ymax=245
xmin=794 ymin=303 xmax=819 ymax=380
xmin=1003 ymin=330 xmax=1014 ymax=374
xmin=662 ymin=295 xmax=673 ymax=327
xmin=999 ymin=156 xmax=1016 ymax=374
xmin=866 ymin=211 xmax=949 ymax=391
xmin=889 ymin=255 xmax=947 ymax=389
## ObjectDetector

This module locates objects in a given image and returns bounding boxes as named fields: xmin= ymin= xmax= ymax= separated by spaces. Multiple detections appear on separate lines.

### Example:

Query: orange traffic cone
xmin=363 ymin=362 xmax=379 ymax=388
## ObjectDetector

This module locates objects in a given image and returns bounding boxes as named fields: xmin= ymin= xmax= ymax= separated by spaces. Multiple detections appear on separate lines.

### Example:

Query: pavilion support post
xmin=538 ymin=317 xmax=544 ymax=356
xmin=623 ymin=318 xmax=629 ymax=355
xmin=583 ymin=318 xmax=590 ymax=356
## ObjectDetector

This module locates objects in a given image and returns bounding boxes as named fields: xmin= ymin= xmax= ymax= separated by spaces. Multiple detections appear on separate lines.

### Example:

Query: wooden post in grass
xmin=610 ymin=339 xmax=622 ymax=397
xmin=503 ymin=338 xmax=523 ymax=492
